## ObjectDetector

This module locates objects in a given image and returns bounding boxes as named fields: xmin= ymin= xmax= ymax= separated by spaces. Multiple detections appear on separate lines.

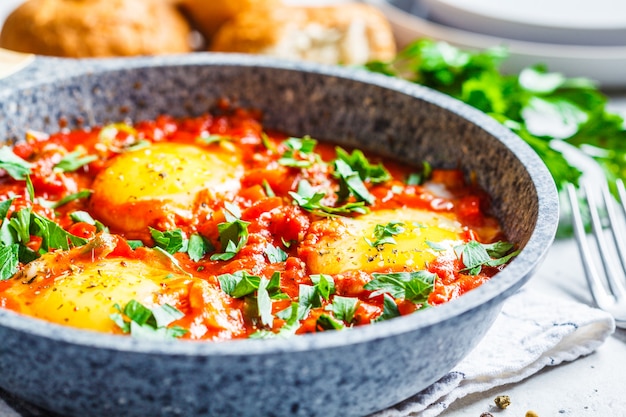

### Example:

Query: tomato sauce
xmin=0 ymin=106 xmax=516 ymax=341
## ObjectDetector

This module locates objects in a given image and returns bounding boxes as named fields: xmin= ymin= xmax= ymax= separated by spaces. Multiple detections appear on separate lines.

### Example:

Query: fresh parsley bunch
xmin=365 ymin=39 xmax=626 ymax=190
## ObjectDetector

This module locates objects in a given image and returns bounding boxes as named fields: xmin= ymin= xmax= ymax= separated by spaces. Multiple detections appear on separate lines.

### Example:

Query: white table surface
xmin=1 ymin=1 xmax=626 ymax=416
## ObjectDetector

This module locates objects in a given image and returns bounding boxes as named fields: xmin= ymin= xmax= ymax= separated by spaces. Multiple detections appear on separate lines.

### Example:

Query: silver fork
xmin=566 ymin=180 xmax=626 ymax=328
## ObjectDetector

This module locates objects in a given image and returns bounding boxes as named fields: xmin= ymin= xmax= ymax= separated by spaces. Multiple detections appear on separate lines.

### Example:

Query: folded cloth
xmin=371 ymin=287 xmax=616 ymax=417
xmin=0 ymin=287 xmax=615 ymax=417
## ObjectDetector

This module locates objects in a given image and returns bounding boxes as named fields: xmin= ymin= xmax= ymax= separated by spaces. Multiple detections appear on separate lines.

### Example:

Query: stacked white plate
xmin=365 ymin=0 xmax=626 ymax=88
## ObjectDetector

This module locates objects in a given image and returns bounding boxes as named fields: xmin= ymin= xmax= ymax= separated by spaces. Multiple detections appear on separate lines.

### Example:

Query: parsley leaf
xmin=257 ymin=277 xmax=273 ymax=327
xmin=365 ymin=221 xmax=405 ymax=248
xmin=210 ymin=218 xmax=249 ymax=261
xmin=330 ymin=295 xmax=359 ymax=324
xmin=249 ymin=302 xmax=301 ymax=339
xmin=51 ymin=190 xmax=93 ymax=209
xmin=110 ymin=299 xmax=187 ymax=340
xmin=406 ymin=162 xmax=432 ymax=186
xmin=0 ymin=199 xmax=12 ymax=221
xmin=54 ymin=150 xmax=98 ymax=173
xmin=335 ymin=147 xmax=391 ymax=184
xmin=187 ymin=233 xmax=213 ymax=262
xmin=264 ymin=243 xmax=288 ymax=263
xmin=7 ymin=207 xmax=32 ymax=244
xmin=218 ymin=271 xmax=261 ymax=298
xmin=0 ymin=146 xmax=31 ymax=180
xmin=278 ymin=136 xmax=318 ymax=168
xmin=25 ymin=176 xmax=35 ymax=202
xmin=375 ymin=293 xmax=401 ymax=322
xmin=310 ymin=274 xmax=335 ymax=301
xmin=316 ymin=314 xmax=345 ymax=331
xmin=364 ymin=271 xmax=436 ymax=305
xmin=455 ymin=240 xmax=520 ymax=275
xmin=0 ymin=244 xmax=19 ymax=281
xmin=69 ymin=210 xmax=108 ymax=232
xmin=289 ymin=179 xmax=368 ymax=216
xmin=296 ymin=284 xmax=319 ymax=319
xmin=150 ymin=227 xmax=188 ymax=254
xmin=217 ymin=271 xmax=281 ymax=327
xmin=33 ymin=213 xmax=88 ymax=251
xmin=334 ymin=159 xmax=374 ymax=204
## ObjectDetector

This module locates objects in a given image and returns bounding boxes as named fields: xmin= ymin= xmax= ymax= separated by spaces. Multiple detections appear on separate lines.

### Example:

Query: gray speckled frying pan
xmin=0 ymin=52 xmax=558 ymax=417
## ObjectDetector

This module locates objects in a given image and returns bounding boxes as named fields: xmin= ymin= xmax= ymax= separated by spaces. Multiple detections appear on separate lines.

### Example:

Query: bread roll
xmin=0 ymin=0 xmax=193 ymax=57
xmin=209 ymin=3 xmax=396 ymax=65
xmin=179 ymin=0 xmax=279 ymax=40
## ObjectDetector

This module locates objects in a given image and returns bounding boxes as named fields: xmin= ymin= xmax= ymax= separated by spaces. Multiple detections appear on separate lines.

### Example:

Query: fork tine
xmin=566 ymin=183 xmax=618 ymax=309
xmin=602 ymin=179 xmax=626 ymax=282
xmin=590 ymin=181 xmax=626 ymax=299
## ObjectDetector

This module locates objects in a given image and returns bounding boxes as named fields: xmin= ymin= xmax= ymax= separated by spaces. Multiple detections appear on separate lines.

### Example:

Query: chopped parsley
xmin=365 ymin=221 xmax=405 ymax=248
xmin=364 ymin=270 xmax=436 ymax=305
xmin=289 ymin=179 xmax=368 ymax=216
xmin=187 ymin=233 xmax=213 ymax=262
xmin=150 ymin=227 xmax=188 ymax=254
xmin=218 ymin=271 xmax=284 ymax=328
xmin=375 ymin=293 xmax=401 ymax=322
xmin=264 ymin=243 xmax=288 ymax=263
xmin=0 ymin=244 xmax=19 ymax=281
xmin=250 ymin=301 xmax=301 ymax=339
xmin=110 ymin=299 xmax=187 ymax=340
xmin=455 ymin=240 xmax=520 ymax=275
xmin=334 ymin=159 xmax=374 ymax=204
xmin=0 ymin=146 xmax=31 ymax=180
xmin=51 ymin=190 xmax=93 ymax=209
xmin=329 ymin=295 xmax=359 ymax=324
xmin=1 ymin=207 xmax=87 ymax=255
xmin=334 ymin=147 xmax=391 ymax=184
xmin=210 ymin=203 xmax=250 ymax=261
xmin=278 ymin=136 xmax=318 ymax=168
xmin=53 ymin=150 xmax=97 ymax=173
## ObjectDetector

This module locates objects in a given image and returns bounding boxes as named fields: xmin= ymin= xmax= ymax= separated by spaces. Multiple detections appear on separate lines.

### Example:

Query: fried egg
xmin=4 ymin=246 xmax=243 ymax=336
xmin=304 ymin=208 xmax=465 ymax=275
xmin=90 ymin=142 xmax=243 ymax=235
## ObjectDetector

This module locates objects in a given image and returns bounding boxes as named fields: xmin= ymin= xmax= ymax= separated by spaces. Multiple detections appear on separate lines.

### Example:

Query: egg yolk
xmin=90 ymin=142 xmax=243 ymax=236
xmin=303 ymin=208 xmax=465 ymax=275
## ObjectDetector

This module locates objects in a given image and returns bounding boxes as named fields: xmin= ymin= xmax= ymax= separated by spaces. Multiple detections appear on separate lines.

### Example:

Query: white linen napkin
xmin=371 ymin=286 xmax=616 ymax=417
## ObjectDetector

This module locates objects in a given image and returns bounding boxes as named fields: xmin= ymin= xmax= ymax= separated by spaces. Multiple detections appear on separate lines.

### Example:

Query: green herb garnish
xmin=365 ymin=221 xmax=405 ymax=248
xmin=278 ymin=136 xmax=318 ymax=168
xmin=110 ymin=299 xmax=187 ymax=340
xmin=454 ymin=240 xmax=520 ymax=275
xmin=289 ymin=179 xmax=368 ymax=216
xmin=335 ymin=147 xmax=391 ymax=184
xmin=150 ymin=227 xmax=188 ymax=254
xmin=0 ymin=244 xmax=19 ymax=281
xmin=187 ymin=233 xmax=213 ymax=262
xmin=364 ymin=270 xmax=436 ymax=305
xmin=365 ymin=39 xmax=626 ymax=190
xmin=264 ymin=243 xmax=288 ymax=263
xmin=0 ymin=146 xmax=31 ymax=180
xmin=52 ymin=190 xmax=93 ymax=209
xmin=54 ymin=150 xmax=97 ymax=173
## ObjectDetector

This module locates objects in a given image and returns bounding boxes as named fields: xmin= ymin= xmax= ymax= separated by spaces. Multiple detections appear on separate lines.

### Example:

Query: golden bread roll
xmin=179 ymin=0 xmax=279 ymax=40
xmin=0 ymin=0 xmax=193 ymax=57
xmin=209 ymin=3 xmax=397 ymax=65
